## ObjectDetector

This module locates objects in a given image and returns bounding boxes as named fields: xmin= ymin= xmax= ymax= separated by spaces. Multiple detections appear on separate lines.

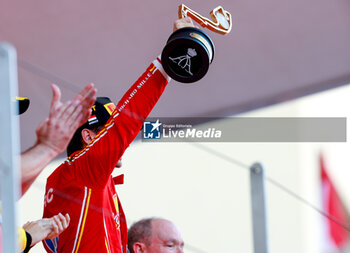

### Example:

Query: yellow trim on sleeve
xmin=75 ymin=188 xmax=92 ymax=253
xmin=105 ymin=238 xmax=111 ymax=253
xmin=16 ymin=97 xmax=28 ymax=101
xmin=150 ymin=65 xmax=156 ymax=72
xmin=18 ymin=227 xmax=27 ymax=252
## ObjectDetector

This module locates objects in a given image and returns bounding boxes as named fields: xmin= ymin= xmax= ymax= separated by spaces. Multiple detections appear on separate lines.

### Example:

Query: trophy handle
xmin=179 ymin=4 xmax=232 ymax=35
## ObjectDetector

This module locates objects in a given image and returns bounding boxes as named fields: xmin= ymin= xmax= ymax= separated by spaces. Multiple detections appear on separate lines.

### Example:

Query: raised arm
xmin=72 ymin=18 xmax=195 ymax=188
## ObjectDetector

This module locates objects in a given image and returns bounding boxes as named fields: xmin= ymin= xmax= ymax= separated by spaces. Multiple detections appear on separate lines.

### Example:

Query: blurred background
xmin=1 ymin=0 xmax=350 ymax=252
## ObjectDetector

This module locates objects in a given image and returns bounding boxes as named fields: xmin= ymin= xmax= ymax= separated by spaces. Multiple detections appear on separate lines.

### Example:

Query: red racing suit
xmin=42 ymin=57 xmax=170 ymax=253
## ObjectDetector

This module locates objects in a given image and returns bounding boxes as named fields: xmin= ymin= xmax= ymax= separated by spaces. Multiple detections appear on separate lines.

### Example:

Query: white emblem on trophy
xmin=169 ymin=48 xmax=197 ymax=76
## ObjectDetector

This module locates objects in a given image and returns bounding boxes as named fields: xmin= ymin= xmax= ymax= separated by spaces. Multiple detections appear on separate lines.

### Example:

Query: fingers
xmin=79 ymin=108 xmax=92 ymax=126
xmin=63 ymin=83 xmax=96 ymax=126
xmin=52 ymin=100 xmax=73 ymax=123
xmin=66 ymin=104 xmax=84 ymax=129
xmin=80 ymin=84 xmax=97 ymax=110
xmin=173 ymin=17 xmax=195 ymax=31
xmin=73 ymin=83 xmax=97 ymax=106
xmin=45 ymin=213 xmax=70 ymax=239
xmin=51 ymin=213 xmax=70 ymax=235
xmin=64 ymin=85 xmax=96 ymax=128
xmin=22 ymin=221 xmax=32 ymax=230
xmin=49 ymin=83 xmax=96 ymax=122
xmin=45 ymin=83 xmax=96 ymax=135
xmin=65 ymin=213 xmax=71 ymax=226
xmin=62 ymin=100 xmax=84 ymax=129
xmin=51 ymin=219 xmax=59 ymax=235
xmin=49 ymin=84 xmax=62 ymax=118
xmin=53 ymin=214 xmax=64 ymax=232
xmin=84 ymin=88 xmax=97 ymax=108
xmin=51 ymin=84 xmax=61 ymax=105
xmin=58 ymin=213 xmax=70 ymax=229
xmin=36 ymin=83 xmax=97 ymax=155
xmin=58 ymin=100 xmax=77 ymax=121
xmin=183 ymin=17 xmax=194 ymax=25
xmin=74 ymin=83 xmax=94 ymax=101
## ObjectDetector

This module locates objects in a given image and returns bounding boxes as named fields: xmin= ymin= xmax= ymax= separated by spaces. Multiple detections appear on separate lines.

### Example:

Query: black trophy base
xmin=161 ymin=27 xmax=215 ymax=83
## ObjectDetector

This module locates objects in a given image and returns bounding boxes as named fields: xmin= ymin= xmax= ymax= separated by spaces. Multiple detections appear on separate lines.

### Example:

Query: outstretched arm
xmin=73 ymin=18 xmax=195 ymax=188
xmin=21 ymin=84 xmax=97 ymax=195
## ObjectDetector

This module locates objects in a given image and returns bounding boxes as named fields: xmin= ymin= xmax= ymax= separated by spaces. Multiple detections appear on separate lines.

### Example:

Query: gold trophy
xmin=179 ymin=5 xmax=232 ymax=35
xmin=161 ymin=5 xmax=232 ymax=83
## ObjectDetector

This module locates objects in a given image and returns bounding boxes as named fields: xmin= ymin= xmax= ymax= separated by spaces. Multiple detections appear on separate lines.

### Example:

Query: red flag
xmin=320 ymin=155 xmax=348 ymax=250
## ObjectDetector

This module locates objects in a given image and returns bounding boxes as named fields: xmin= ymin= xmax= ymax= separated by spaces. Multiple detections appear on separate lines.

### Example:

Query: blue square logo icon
xmin=143 ymin=119 xmax=162 ymax=139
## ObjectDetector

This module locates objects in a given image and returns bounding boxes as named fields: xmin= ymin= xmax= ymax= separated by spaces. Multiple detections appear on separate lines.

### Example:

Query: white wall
xmin=18 ymin=84 xmax=350 ymax=253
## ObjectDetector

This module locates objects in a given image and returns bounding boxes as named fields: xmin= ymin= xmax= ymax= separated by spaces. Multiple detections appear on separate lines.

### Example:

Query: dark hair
xmin=66 ymin=125 xmax=103 ymax=157
xmin=128 ymin=218 xmax=154 ymax=253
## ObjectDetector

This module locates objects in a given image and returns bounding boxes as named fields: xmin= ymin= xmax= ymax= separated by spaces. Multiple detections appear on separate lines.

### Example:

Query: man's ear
xmin=81 ymin=128 xmax=94 ymax=145
xmin=133 ymin=242 xmax=146 ymax=253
